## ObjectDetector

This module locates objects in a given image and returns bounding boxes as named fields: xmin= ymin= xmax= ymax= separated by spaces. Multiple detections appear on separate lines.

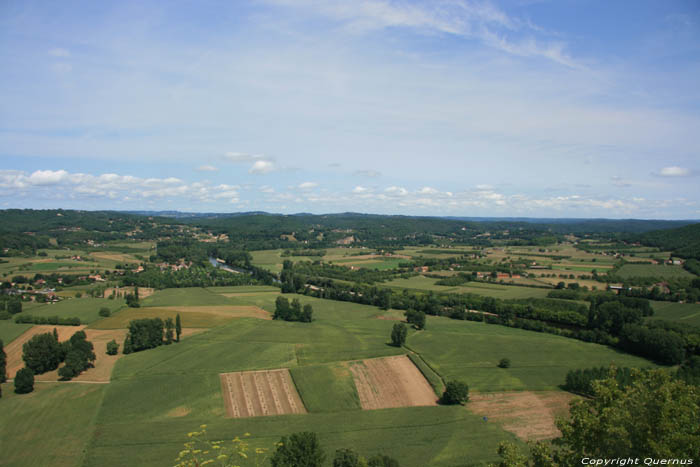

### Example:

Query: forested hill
xmin=637 ymin=222 xmax=700 ymax=260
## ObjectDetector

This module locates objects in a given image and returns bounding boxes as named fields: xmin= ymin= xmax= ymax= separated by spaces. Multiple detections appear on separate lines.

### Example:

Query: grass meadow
xmin=649 ymin=301 xmax=700 ymax=327
xmin=385 ymin=275 xmax=551 ymax=299
xmin=616 ymin=263 xmax=695 ymax=279
xmin=2 ymin=287 xmax=663 ymax=466
xmin=15 ymin=297 xmax=126 ymax=324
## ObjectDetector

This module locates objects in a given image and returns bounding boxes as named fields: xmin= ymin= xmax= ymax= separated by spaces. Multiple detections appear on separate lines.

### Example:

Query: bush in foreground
xmin=14 ymin=367 xmax=34 ymax=394
xmin=441 ymin=380 xmax=469 ymax=405
xmin=271 ymin=431 xmax=325 ymax=467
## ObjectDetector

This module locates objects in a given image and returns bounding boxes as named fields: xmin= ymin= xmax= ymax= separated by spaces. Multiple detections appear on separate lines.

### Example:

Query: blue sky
xmin=1 ymin=0 xmax=699 ymax=218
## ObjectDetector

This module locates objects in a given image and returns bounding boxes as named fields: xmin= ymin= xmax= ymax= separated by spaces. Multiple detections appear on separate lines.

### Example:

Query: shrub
xmin=8 ymin=299 xmax=22 ymax=315
xmin=0 ymin=310 xmax=11 ymax=320
xmin=75 ymin=292 xmax=82 ymax=298
xmin=98 ymin=307 xmax=111 ymax=317
xmin=271 ymin=431 xmax=325 ymax=467
xmin=14 ymin=367 xmax=34 ymax=394
xmin=333 ymin=448 xmax=359 ymax=467
xmin=106 ymin=339 xmax=119 ymax=355
xmin=368 ymin=455 xmax=400 ymax=467
xmin=498 ymin=358 xmax=511 ymax=368
xmin=0 ymin=338 xmax=6 ymax=383
xmin=441 ymin=380 xmax=469 ymax=405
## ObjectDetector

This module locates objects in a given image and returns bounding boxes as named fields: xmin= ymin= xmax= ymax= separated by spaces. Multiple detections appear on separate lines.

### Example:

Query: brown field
xmin=220 ymin=369 xmax=307 ymax=418
xmin=5 ymin=325 xmax=86 ymax=379
xmin=6 ymin=326 xmax=204 ymax=382
xmin=102 ymin=286 xmax=155 ymax=299
xmin=349 ymin=355 xmax=437 ymax=410
xmin=468 ymin=391 xmax=575 ymax=441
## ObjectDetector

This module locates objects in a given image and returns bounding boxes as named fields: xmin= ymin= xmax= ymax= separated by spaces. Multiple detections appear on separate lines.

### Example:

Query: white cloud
xmin=267 ymin=0 xmax=580 ymax=67
xmin=249 ymin=160 xmax=276 ymax=174
xmin=224 ymin=152 xmax=268 ymax=163
xmin=352 ymin=185 xmax=369 ymax=193
xmin=657 ymin=166 xmax=692 ymax=177
xmin=419 ymin=186 xmax=438 ymax=195
xmin=196 ymin=165 xmax=219 ymax=172
xmin=385 ymin=186 xmax=408 ymax=196
xmin=28 ymin=169 xmax=69 ymax=185
xmin=298 ymin=181 xmax=318 ymax=190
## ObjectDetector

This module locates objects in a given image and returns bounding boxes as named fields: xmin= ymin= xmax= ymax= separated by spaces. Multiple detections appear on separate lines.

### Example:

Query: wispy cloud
xmin=266 ymin=0 xmax=580 ymax=67
xmin=354 ymin=169 xmax=381 ymax=177
xmin=196 ymin=165 xmax=219 ymax=172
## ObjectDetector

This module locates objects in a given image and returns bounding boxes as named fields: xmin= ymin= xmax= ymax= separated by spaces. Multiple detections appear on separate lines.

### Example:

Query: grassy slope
xmin=0 ymin=382 xmax=106 ymax=467
xmin=15 ymin=297 xmax=126 ymax=324
xmin=385 ymin=275 xmax=550 ymax=299
xmin=617 ymin=263 xmax=695 ymax=279
xmin=0 ymin=320 xmax=34 ymax=344
xmin=291 ymin=362 xmax=361 ymax=412
xmin=648 ymin=301 xmax=700 ymax=327
xmin=409 ymin=316 xmax=657 ymax=392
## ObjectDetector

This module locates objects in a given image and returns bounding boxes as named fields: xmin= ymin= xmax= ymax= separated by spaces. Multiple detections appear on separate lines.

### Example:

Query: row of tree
xmin=123 ymin=315 xmax=182 ymax=354
xmin=274 ymin=297 xmax=313 ymax=322
xmin=19 ymin=328 xmax=96 ymax=384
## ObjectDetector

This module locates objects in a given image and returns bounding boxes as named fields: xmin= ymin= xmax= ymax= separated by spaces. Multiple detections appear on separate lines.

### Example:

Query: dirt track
xmin=349 ymin=355 xmax=437 ymax=410
xmin=468 ymin=391 xmax=575 ymax=440
xmin=220 ymin=369 xmax=306 ymax=418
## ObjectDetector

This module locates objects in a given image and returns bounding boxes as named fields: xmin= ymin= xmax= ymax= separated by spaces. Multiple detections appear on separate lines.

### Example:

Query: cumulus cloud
xmin=0 ymin=169 xmax=244 ymax=205
xmin=249 ymin=160 xmax=276 ymax=174
xmin=298 ymin=181 xmax=318 ymax=190
xmin=657 ymin=166 xmax=692 ymax=177
xmin=196 ymin=165 xmax=219 ymax=172
xmin=419 ymin=186 xmax=438 ymax=195
xmin=385 ymin=186 xmax=408 ymax=196
xmin=352 ymin=186 xmax=369 ymax=193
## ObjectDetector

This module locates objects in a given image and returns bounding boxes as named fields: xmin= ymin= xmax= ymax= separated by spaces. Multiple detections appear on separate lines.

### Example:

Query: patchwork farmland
xmin=220 ymin=369 xmax=306 ymax=418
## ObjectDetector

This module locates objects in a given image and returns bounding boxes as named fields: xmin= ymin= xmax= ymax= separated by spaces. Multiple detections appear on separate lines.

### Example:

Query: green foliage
xmin=58 ymin=330 xmax=96 ymax=380
xmin=274 ymin=296 xmax=313 ymax=322
xmin=563 ymin=366 xmax=636 ymax=396
xmin=0 ymin=338 xmax=6 ymax=383
xmin=164 ymin=317 xmax=175 ymax=344
xmin=498 ymin=358 xmax=511 ymax=368
xmin=441 ymin=381 xmax=469 ymax=405
xmin=333 ymin=448 xmax=360 ymax=467
xmin=174 ymin=426 xmax=271 ymax=467
xmin=271 ymin=432 xmax=325 ymax=467
xmin=14 ymin=367 xmax=34 ymax=394
xmin=22 ymin=331 xmax=63 ymax=374
xmin=404 ymin=310 xmax=426 ymax=330
xmin=175 ymin=313 xmax=182 ymax=341
xmin=8 ymin=299 xmax=22 ymax=315
xmin=98 ymin=307 xmax=111 ymax=317
xmin=557 ymin=369 xmax=699 ymax=462
xmin=106 ymin=339 xmax=119 ymax=355
xmin=391 ymin=322 xmax=407 ymax=347
xmin=126 ymin=318 xmax=164 ymax=352
xmin=15 ymin=314 xmax=81 ymax=326
xmin=367 ymin=454 xmax=400 ymax=467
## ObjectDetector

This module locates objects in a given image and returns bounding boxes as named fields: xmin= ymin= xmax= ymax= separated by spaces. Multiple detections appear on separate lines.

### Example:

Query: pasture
xmin=3 ymin=287 xmax=664 ymax=466
xmin=384 ymin=275 xmax=551 ymax=299
xmin=648 ymin=301 xmax=700 ymax=327
xmin=15 ymin=297 xmax=126 ymax=324
xmin=616 ymin=263 xmax=695 ymax=279
xmin=408 ymin=316 xmax=657 ymax=392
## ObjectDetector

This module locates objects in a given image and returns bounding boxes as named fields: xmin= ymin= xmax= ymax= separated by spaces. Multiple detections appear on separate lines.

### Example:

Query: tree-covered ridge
xmin=636 ymin=222 xmax=700 ymax=260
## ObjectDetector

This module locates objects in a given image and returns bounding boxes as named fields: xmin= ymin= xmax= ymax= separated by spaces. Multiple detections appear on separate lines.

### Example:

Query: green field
xmin=0 ymin=320 xmax=33 ymax=344
xmin=15 ymin=297 xmax=126 ymax=324
xmin=4 ymin=288 xmax=664 ymax=466
xmin=290 ymin=362 xmax=361 ymax=412
xmin=409 ymin=316 xmax=657 ymax=392
xmin=616 ymin=264 xmax=695 ymax=279
xmin=88 ymin=306 xmax=244 ymax=329
xmin=384 ymin=275 xmax=550 ymax=299
xmin=141 ymin=287 xmax=238 ymax=306
xmin=0 ymin=382 xmax=106 ymax=467
xmin=648 ymin=301 xmax=700 ymax=327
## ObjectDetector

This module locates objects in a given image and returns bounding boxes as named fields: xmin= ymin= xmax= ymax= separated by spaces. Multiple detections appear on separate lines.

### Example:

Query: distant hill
xmin=637 ymin=222 xmax=700 ymax=260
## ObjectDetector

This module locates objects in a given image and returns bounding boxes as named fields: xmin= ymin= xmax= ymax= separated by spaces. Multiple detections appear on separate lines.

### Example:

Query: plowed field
xmin=220 ymin=369 xmax=307 ymax=418
xmin=349 ymin=355 xmax=437 ymax=410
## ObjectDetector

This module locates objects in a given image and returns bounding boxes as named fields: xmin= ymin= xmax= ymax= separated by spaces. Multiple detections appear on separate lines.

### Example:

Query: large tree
xmin=22 ymin=332 xmax=63 ymax=374
xmin=0 ymin=339 xmax=6 ymax=383
xmin=493 ymin=368 xmax=700 ymax=465
xmin=390 ymin=323 xmax=407 ymax=347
